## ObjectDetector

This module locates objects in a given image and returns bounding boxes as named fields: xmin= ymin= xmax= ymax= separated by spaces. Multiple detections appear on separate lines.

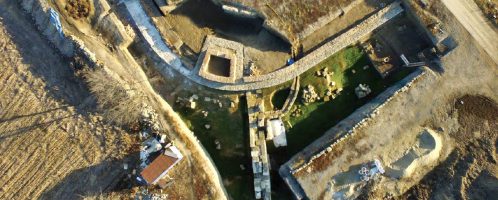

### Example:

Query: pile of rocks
xmin=204 ymin=96 xmax=224 ymax=108
xmin=355 ymin=84 xmax=371 ymax=99
xmin=245 ymin=61 xmax=260 ymax=76
xmin=140 ymin=105 xmax=161 ymax=134
xmin=291 ymin=105 xmax=304 ymax=117
xmin=176 ymin=94 xmax=199 ymax=109
xmin=301 ymin=85 xmax=319 ymax=104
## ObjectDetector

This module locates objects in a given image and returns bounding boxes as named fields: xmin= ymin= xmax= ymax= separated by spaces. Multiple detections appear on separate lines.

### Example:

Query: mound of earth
xmin=399 ymin=95 xmax=498 ymax=200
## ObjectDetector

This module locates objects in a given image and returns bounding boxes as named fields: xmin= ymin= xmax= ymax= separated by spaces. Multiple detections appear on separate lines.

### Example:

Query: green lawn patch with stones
xmin=175 ymin=96 xmax=253 ymax=200
xmin=270 ymin=46 xmax=414 ymax=158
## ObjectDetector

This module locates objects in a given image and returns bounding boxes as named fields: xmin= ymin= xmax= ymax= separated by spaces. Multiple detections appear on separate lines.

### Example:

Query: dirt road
xmin=442 ymin=0 xmax=498 ymax=64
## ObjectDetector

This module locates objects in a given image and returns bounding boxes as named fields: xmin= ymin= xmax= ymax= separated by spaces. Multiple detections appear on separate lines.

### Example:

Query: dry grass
xmin=224 ymin=0 xmax=354 ymax=34
xmin=83 ymin=68 xmax=147 ymax=126
xmin=474 ymin=0 xmax=498 ymax=26
xmin=65 ymin=0 xmax=91 ymax=20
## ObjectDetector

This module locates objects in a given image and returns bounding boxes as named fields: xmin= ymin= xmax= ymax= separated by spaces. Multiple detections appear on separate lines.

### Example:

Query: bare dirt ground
xmin=0 ymin=1 xmax=134 ymax=199
xmin=141 ymin=0 xmax=290 ymax=74
xmin=289 ymin=0 xmax=498 ymax=198
xmin=396 ymin=95 xmax=498 ymax=200
xmin=442 ymin=0 xmax=498 ymax=64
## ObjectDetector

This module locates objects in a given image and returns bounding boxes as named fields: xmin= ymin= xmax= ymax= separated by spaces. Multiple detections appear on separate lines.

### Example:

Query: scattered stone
xmin=201 ymin=110 xmax=209 ymax=117
xmin=204 ymin=97 xmax=211 ymax=102
xmin=355 ymin=84 xmax=372 ymax=99
xmin=246 ymin=61 xmax=260 ymax=76
xmin=301 ymin=85 xmax=319 ymax=104
xmin=240 ymin=164 xmax=246 ymax=170
xmin=291 ymin=107 xmax=303 ymax=117
xmin=214 ymin=139 xmax=221 ymax=150
xmin=437 ymin=126 xmax=445 ymax=132
xmin=123 ymin=163 xmax=128 ymax=170
xmin=352 ymin=69 xmax=356 ymax=74
xmin=330 ymin=81 xmax=336 ymax=87
xmin=337 ymin=87 xmax=344 ymax=94
xmin=363 ymin=65 xmax=370 ymax=70
xmin=191 ymin=94 xmax=199 ymax=100
xmin=205 ymin=124 xmax=211 ymax=130
xmin=230 ymin=101 xmax=235 ymax=108
xmin=218 ymin=102 xmax=223 ymax=108
xmin=187 ymin=100 xmax=196 ymax=109
xmin=325 ymin=89 xmax=334 ymax=97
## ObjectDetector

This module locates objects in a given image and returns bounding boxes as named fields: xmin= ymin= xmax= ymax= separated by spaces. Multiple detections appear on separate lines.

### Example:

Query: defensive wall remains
xmin=125 ymin=0 xmax=405 ymax=91
xmin=279 ymin=67 xmax=427 ymax=199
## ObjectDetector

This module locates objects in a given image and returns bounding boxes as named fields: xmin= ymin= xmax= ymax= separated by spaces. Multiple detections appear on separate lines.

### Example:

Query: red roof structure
xmin=140 ymin=145 xmax=183 ymax=184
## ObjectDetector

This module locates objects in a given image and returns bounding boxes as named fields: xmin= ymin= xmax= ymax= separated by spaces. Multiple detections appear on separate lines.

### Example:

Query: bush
xmin=83 ymin=68 xmax=146 ymax=125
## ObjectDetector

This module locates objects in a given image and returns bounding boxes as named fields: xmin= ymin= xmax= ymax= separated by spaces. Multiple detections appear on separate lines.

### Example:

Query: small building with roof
xmin=140 ymin=143 xmax=183 ymax=185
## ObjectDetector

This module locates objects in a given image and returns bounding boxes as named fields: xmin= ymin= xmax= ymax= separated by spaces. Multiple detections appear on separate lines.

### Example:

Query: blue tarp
xmin=286 ymin=58 xmax=295 ymax=66
xmin=49 ymin=8 xmax=64 ymax=38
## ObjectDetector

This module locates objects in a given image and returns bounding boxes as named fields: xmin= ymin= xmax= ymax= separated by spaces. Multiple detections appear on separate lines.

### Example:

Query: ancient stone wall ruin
xmin=125 ymin=0 xmax=405 ymax=91
xmin=279 ymin=67 xmax=427 ymax=198
xmin=20 ymin=0 xmax=75 ymax=57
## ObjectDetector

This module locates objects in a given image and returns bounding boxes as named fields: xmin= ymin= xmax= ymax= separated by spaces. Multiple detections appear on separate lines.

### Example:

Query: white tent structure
xmin=267 ymin=119 xmax=287 ymax=147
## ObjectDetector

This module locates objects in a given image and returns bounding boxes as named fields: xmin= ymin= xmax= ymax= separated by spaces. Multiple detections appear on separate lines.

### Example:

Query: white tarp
xmin=268 ymin=119 xmax=287 ymax=147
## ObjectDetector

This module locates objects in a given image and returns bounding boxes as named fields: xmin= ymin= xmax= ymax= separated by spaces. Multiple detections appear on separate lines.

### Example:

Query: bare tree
xmin=83 ymin=68 xmax=147 ymax=125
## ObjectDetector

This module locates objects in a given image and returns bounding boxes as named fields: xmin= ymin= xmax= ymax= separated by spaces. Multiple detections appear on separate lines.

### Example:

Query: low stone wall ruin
xmin=20 ymin=0 xmax=75 ymax=57
xmin=296 ymin=0 xmax=363 ymax=40
xmin=279 ymin=67 xmax=427 ymax=199
xmin=124 ymin=0 xmax=405 ymax=91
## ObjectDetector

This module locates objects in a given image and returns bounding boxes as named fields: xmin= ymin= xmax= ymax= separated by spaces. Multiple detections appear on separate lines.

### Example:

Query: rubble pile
xmin=245 ymin=61 xmax=260 ymax=76
xmin=301 ymin=85 xmax=319 ymax=104
xmin=355 ymin=84 xmax=372 ymax=99
xmin=291 ymin=105 xmax=304 ymax=117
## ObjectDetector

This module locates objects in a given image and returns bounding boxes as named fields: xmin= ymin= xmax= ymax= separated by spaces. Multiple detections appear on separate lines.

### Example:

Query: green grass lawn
xmin=268 ymin=46 xmax=414 ymax=158
xmin=175 ymin=97 xmax=253 ymax=200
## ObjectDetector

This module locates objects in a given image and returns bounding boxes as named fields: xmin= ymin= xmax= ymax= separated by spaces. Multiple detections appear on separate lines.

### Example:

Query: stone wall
xmin=296 ymin=0 xmax=363 ymax=40
xmin=400 ymin=0 xmax=443 ymax=45
xmin=195 ymin=35 xmax=244 ymax=84
xmin=20 ymin=0 xmax=75 ymax=57
xmin=278 ymin=68 xmax=427 ymax=199
xmin=242 ymin=2 xmax=404 ymax=84
xmin=94 ymin=0 xmax=135 ymax=48
xmin=124 ymin=0 xmax=405 ymax=91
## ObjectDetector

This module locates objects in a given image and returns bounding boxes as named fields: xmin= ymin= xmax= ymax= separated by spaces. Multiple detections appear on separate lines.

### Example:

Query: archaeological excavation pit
xmin=207 ymin=55 xmax=231 ymax=77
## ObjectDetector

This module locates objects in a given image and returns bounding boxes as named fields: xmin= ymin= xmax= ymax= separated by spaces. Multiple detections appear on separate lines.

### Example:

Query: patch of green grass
xmin=175 ymin=97 xmax=253 ymax=200
xmin=271 ymin=46 xmax=414 ymax=157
